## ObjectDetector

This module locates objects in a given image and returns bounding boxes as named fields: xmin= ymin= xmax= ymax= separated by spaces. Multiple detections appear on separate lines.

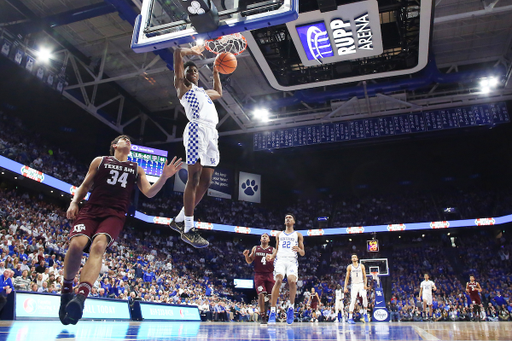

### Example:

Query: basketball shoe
xmin=286 ymin=307 xmax=294 ymax=324
xmin=268 ymin=311 xmax=277 ymax=324
xmin=260 ymin=313 xmax=267 ymax=325
xmin=64 ymin=294 xmax=86 ymax=325
xmin=181 ymin=228 xmax=209 ymax=248
xmin=348 ymin=318 xmax=355 ymax=324
xmin=363 ymin=314 xmax=369 ymax=323
xmin=59 ymin=293 xmax=74 ymax=325
xmin=169 ymin=218 xmax=184 ymax=234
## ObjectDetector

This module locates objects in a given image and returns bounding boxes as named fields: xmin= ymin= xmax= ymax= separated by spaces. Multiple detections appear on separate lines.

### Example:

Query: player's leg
xmin=287 ymin=273 xmax=297 ymax=324
xmin=360 ymin=287 xmax=369 ymax=322
xmin=66 ymin=234 xmax=109 ymax=324
xmin=255 ymin=274 xmax=268 ymax=324
xmin=269 ymin=273 xmax=283 ymax=324
xmin=178 ymin=162 xmax=209 ymax=248
xmin=60 ymin=235 xmax=89 ymax=325
xmin=348 ymin=286 xmax=357 ymax=323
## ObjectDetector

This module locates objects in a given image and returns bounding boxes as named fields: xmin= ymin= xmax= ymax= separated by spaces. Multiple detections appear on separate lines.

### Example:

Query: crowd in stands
xmin=0 ymin=109 xmax=511 ymax=323
xmin=386 ymin=233 xmax=512 ymax=322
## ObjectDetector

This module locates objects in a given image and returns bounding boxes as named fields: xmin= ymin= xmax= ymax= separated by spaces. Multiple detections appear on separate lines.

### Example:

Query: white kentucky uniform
xmin=421 ymin=280 xmax=435 ymax=305
xmin=180 ymin=83 xmax=220 ymax=167
xmin=274 ymin=231 xmax=299 ymax=279
xmin=335 ymin=289 xmax=345 ymax=312
xmin=348 ymin=263 xmax=367 ymax=311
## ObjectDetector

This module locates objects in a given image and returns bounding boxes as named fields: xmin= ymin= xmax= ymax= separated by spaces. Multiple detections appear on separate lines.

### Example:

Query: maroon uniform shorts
xmin=255 ymin=272 xmax=275 ymax=295
xmin=69 ymin=204 xmax=126 ymax=253
xmin=470 ymin=293 xmax=481 ymax=305
xmin=311 ymin=300 xmax=318 ymax=310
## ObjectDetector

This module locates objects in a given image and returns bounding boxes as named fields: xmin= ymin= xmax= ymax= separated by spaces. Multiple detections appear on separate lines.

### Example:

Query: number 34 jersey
xmin=86 ymin=156 xmax=138 ymax=213
xmin=254 ymin=246 xmax=275 ymax=273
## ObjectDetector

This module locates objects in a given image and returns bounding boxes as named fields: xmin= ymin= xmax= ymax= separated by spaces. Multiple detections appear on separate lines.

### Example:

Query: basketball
xmin=214 ymin=52 xmax=237 ymax=74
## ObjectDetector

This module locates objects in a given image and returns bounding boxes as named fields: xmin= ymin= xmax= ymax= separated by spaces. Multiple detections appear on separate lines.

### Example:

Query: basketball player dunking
xmin=466 ymin=275 xmax=483 ymax=320
xmin=419 ymin=273 xmax=436 ymax=321
xmin=266 ymin=214 xmax=305 ymax=325
xmin=169 ymin=45 xmax=223 ymax=248
xmin=344 ymin=254 xmax=369 ymax=324
xmin=243 ymin=233 xmax=275 ymax=324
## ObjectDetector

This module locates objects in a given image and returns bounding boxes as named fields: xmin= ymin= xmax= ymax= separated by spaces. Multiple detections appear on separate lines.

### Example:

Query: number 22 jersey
xmin=86 ymin=156 xmax=138 ymax=212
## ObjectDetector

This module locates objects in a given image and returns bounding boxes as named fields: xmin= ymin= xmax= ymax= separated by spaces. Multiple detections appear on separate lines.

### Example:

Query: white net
xmin=371 ymin=272 xmax=380 ymax=286
xmin=204 ymin=33 xmax=247 ymax=55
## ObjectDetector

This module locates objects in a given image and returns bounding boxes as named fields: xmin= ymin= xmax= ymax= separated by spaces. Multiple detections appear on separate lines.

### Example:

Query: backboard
xmin=131 ymin=0 xmax=299 ymax=53
xmin=360 ymin=258 xmax=389 ymax=276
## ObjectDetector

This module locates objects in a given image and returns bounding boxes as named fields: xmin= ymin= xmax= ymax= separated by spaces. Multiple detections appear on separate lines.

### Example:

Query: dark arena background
xmin=0 ymin=0 xmax=511 ymax=340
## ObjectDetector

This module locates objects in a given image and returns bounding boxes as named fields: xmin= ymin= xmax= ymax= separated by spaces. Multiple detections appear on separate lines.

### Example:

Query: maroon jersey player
xmin=60 ymin=135 xmax=182 ymax=325
xmin=243 ymin=233 xmax=275 ymax=324
xmin=466 ymin=275 xmax=483 ymax=316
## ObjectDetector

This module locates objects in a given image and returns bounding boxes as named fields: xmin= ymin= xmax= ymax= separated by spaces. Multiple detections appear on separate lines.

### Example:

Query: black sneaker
xmin=65 ymin=294 xmax=86 ymax=325
xmin=261 ymin=314 xmax=268 ymax=325
xmin=181 ymin=228 xmax=209 ymax=248
xmin=170 ymin=218 xmax=184 ymax=234
xmin=59 ymin=293 xmax=74 ymax=325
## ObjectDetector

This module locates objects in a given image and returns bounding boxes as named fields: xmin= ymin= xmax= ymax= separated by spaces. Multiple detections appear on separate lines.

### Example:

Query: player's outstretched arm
xmin=173 ymin=47 xmax=203 ymax=98
xmin=419 ymin=287 xmax=423 ymax=301
xmin=67 ymin=157 xmax=102 ymax=220
xmin=137 ymin=156 xmax=183 ymax=198
xmin=292 ymin=233 xmax=305 ymax=256
xmin=206 ymin=66 xmax=222 ymax=100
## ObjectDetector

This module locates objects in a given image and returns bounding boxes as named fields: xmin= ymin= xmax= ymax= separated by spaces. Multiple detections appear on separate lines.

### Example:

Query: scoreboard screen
xmin=128 ymin=144 xmax=168 ymax=183
xmin=367 ymin=239 xmax=379 ymax=252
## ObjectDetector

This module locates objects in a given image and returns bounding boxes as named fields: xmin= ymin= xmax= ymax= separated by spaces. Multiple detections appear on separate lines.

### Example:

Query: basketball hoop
xmin=371 ymin=271 xmax=380 ymax=287
xmin=204 ymin=33 xmax=248 ymax=55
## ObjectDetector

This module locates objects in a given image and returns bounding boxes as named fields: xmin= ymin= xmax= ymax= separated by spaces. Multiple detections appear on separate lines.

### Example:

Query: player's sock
xmin=349 ymin=313 xmax=353 ymax=319
xmin=62 ymin=278 xmax=74 ymax=295
xmin=175 ymin=207 xmax=185 ymax=223
xmin=289 ymin=304 xmax=294 ymax=309
xmin=76 ymin=281 xmax=92 ymax=298
xmin=271 ymin=307 xmax=276 ymax=313
xmin=184 ymin=216 xmax=194 ymax=233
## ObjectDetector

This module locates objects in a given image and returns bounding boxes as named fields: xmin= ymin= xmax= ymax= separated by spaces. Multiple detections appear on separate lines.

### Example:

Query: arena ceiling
xmin=1 ymin=0 xmax=512 ymax=147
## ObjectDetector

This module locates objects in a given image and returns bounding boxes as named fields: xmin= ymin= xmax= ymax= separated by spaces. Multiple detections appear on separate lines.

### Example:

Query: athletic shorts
xmin=255 ymin=272 xmax=274 ymax=295
xmin=68 ymin=204 xmax=126 ymax=253
xmin=351 ymin=283 xmax=366 ymax=302
xmin=311 ymin=300 xmax=318 ymax=310
xmin=335 ymin=299 xmax=344 ymax=311
xmin=470 ymin=293 xmax=481 ymax=305
xmin=422 ymin=293 xmax=433 ymax=306
xmin=183 ymin=121 xmax=219 ymax=167
xmin=274 ymin=258 xmax=298 ymax=280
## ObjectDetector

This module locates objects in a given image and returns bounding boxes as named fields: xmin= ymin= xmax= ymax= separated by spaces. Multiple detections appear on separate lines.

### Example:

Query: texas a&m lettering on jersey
xmin=253 ymin=246 xmax=274 ymax=273
xmin=86 ymin=156 xmax=138 ymax=212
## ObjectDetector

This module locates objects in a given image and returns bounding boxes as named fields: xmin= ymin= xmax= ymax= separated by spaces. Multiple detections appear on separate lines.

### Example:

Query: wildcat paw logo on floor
xmin=241 ymin=179 xmax=258 ymax=196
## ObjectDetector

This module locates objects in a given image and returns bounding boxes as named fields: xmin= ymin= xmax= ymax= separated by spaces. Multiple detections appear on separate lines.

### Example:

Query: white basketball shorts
xmin=183 ymin=121 xmax=219 ymax=167
xmin=423 ymin=293 xmax=433 ymax=306
xmin=274 ymin=258 xmax=298 ymax=280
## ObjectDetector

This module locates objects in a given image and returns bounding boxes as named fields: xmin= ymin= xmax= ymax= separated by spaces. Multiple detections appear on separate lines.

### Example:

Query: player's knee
xmin=68 ymin=236 xmax=88 ymax=254
xmin=90 ymin=236 xmax=109 ymax=254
